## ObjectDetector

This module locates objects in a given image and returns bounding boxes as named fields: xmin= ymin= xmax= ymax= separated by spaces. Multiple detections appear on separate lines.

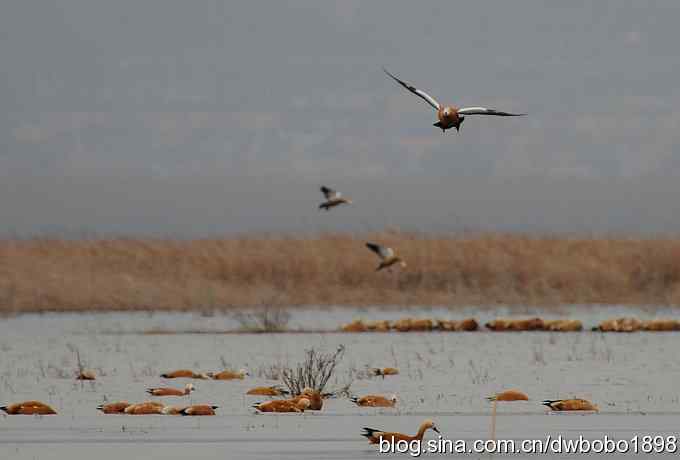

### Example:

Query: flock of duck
xmin=342 ymin=316 xmax=680 ymax=333
xmin=0 ymin=368 xmax=598 ymax=447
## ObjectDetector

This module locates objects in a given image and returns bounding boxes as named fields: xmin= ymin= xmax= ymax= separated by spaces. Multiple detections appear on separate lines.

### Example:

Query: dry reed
xmin=1 ymin=231 xmax=680 ymax=313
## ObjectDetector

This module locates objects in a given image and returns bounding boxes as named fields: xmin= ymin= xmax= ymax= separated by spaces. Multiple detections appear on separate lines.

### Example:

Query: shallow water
xmin=1 ymin=310 xmax=680 ymax=458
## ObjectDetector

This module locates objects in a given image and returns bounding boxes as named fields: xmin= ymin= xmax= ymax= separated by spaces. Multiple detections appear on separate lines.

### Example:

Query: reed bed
xmin=1 ymin=231 xmax=680 ymax=313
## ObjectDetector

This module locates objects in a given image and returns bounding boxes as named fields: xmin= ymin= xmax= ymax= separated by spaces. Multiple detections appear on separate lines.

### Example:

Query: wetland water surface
xmin=1 ymin=310 xmax=679 ymax=458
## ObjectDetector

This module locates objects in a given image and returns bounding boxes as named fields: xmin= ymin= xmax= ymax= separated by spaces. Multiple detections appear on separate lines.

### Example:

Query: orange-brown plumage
xmin=642 ymin=319 xmax=680 ymax=331
xmin=372 ymin=367 xmax=399 ymax=377
xmin=543 ymin=399 xmax=598 ymax=412
xmin=1 ymin=401 xmax=57 ymax=415
xmin=253 ymin=398 xmax=310 ymax=413
xmin=485 ymin=317 xmax=544 ymax=331
xmin=96 ymin=401 xmax=130 ymax=414
xmin=487 ymin=390 xmax=529 ymax=402
xmin=542 ymin=319 xmax=583 ymax=332
xmin=207 ymin=369 xmax=248 ymax=380
xmin=180 ymin=404 xmax=218 ymax=416
xmin=161 ymin=369 xmax=208 ymax=379
xmin=352 ymin=394 xmax=397 ymax=407
xmin=76 ymin=370 xmax=96 ymax=380
xmin=289 ymin=388 xmax=323 ymax=410
xmin=362 ymin=419 xmax=440 ymax=444
xmin=146 ymin=383 xmax=195 ymax=397
xmin=124 ymin=401 xmax=165 ymax=415
xmin=246 ymin=386 xmax=289 ymax=397
xmin=594 ymin=317 xmax=642 ymax=332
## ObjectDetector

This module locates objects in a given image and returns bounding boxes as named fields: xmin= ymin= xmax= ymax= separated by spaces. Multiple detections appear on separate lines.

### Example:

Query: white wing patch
xmin=457 ymin=107 xmax=526 ymax=116
xmin=383 ymin=67 xmax=441 ymax=111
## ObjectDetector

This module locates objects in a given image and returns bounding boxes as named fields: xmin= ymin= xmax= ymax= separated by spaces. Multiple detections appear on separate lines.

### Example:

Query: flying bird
xmin=366 ymin=242 xmax=406 ymax=271
xmin=383 ymin=67 xmax=525 ymax=133
xmin=319 ymin=186 xmax=352 ymax=211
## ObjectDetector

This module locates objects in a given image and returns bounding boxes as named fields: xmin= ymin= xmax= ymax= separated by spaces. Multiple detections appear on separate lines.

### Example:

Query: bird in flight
xmin=365 ymin=242 xmax=406 ymax=271
xmin=319 ymin=186 xmax=352 ymax=211
xmin=383 ymin=67 xmax=525 ymax=133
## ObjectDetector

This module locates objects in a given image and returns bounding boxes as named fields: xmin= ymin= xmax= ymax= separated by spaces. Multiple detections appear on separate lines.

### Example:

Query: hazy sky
xmin=2 ymin=1 xmax=679 ymax=236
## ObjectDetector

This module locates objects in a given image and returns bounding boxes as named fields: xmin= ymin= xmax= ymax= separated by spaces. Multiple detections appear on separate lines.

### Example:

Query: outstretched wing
xmin=366 ymin=242 xmax=394 ymax=260
xmin=383 ymin=67 xmax=441 ymax=111
xmin=320 ymin=186 xmax=340 ymax=200
xmin=457 ymin=106 xmax=526 ymax=116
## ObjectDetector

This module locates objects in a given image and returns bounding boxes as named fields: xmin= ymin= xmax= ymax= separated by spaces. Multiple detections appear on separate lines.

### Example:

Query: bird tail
xmin=160 ymin=373 xmax=170 ymax=378
xmin=145 ymin=389 xmax=153 ymax=395
xmin=0 ymin=406 xmax=7 ymax=413
xmin=541 ymin=400 xmax=559 ymax=408
xmin=362 ymin=427 xmax=380 ymax=438
xmin=350 ymin=397 xmax=359 ymax=405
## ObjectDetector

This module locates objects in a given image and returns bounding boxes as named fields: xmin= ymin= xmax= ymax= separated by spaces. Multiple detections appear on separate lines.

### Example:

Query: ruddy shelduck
xmin=593 ymin=317 xmax=642 ymax=332
xmin=290 ymin=388 xmax=323 ymax=410
xmin=487 ymin=390 xmax=529 ymax=402
xmin=253 ymin=398 xmax=310 ymax=413
xmin=372 ymin=367 xmax=399 ymax=378
xmin=642 ymin=319 xmax=680 ymax=331
xmin=161 ymin=405 xmax=187 ymax=415
xmin=146 ymin=383 xmax=195 ymax=397
xmin=76 ymin=369 xmax=96 ymax=380
xmin=383 ymin=67 xmax=525 ymax=133
xmin=341 ymin=320 xmax=368 ymax=332
xmin=362 ymin=419 xmax=440 ymax=444
xmin=393 ymin=317 xmax=433 ymax=332
xmin=207 ymin=369 xmax=248 ymax=380
xmin=161 ymin=369 xmax=209 ymax=379
xmin=542 ymin=319 xmax=583 ymax=332
xmin=319 ymin=186 xmax=352 ymax=211
xmin=485 ymin=317 xmax=544 ymax=331
xmin=246 ymin=386 xmax=290 ymax=397
xmin=97 ymin=401 xmax=130 ymax=414
xmin=1 ymin=401 xmax=57 ymax=415
xmin=487 ymin=390 xmax=529 ymax=442
xmin=351 ymin=394 xmax=397 ymax=408
xmin=437 ymin=318 xmax=479 ymax=331
xmin=124 ymin=401 xmax=165 ymax=415
xmin=543 ymin=399 xmax=599 ymax=412
xmin=365 ymin=320 xmax=391 ymax=332
xmin=366 ymin=242 xmax=406 ymax=271
xmin=180 ymin=405 xmax=218 ymax=416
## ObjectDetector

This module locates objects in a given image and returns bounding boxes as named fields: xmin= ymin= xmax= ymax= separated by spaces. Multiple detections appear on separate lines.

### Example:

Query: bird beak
xmin=433 ymin=426 xmax=441 ymax=434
